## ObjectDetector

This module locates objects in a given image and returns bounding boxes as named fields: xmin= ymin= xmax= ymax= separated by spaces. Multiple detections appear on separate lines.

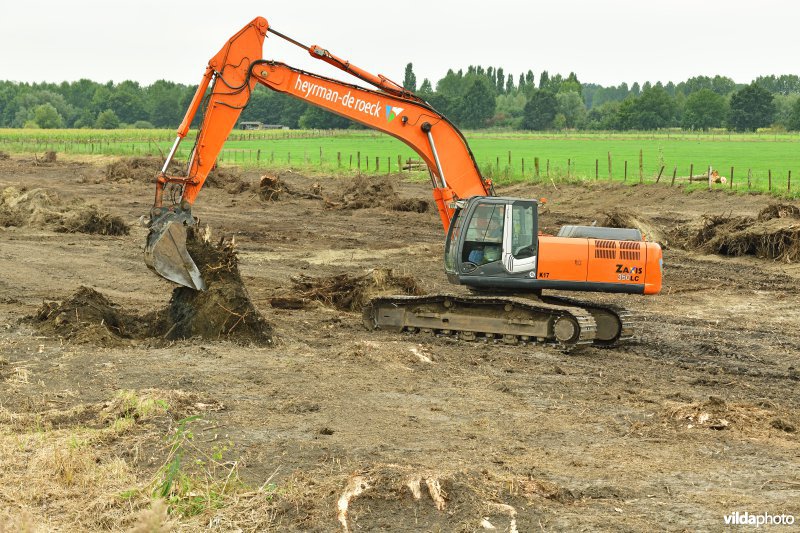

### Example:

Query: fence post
xmin=337 ymin=151 xmax=341 ymax=168
xmin=608 ymin=152 xmax=612 ymax=181
xmin=534 ymin=157 xmax=540 ymax=179
xmin=319 ymin=147 xmax=323 ymax=166
xmin=496 ymin=156 xmax=499 ymax=172
xmin=624 ymin=160 xmax=628 ymax=181
xmin=789 ymin=170 xmax=792 ymax=193
xmin=690 ymin=163 xmax=694 ymax=183
xmin=769 ymin=169 xmax=772 ymax=191
xmin=638 ymin=149 xmax=643 ymax=184
xmin=707 ymin=165 xmax=712 ymax=191
xmin=358 ymin=151 xmax=361 ymax=170
xmin=398 ymin=155 xmax=402 ymax=172
xmin=350 ymin=154 xmax=353 ymax=169
xmin=747 ymin=169 xmax=752 ymax=189
xmin=567 ymin=158 xmax=571 ymax=179
xmin=508 ymin=150 xmax=511 ymax=166
xmin=546 ymin=159 xmax=550 ymax=178
xmin=671 ymin=166 xmax=677 ymax=186
xmin=288 ymin=152 xmax=291 ymax=164
xmin=730 ymin=166 xmax=734 ymax=189
xmin=521 ymin=158 xmax=525 ymax=176
xmin=595 ymin=159 xmax=599 ymax=180
xmin=366 ymin=156 xmax=369 ymax=170
xmin=387 ymin=157 xmax=390 ymax=175
xmin=375 ymin=156 xmax=379 ymax=172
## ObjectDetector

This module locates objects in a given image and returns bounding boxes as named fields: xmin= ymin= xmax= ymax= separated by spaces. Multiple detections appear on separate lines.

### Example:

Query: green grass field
xmin=1 ymin=128 xmax=799 ymax=196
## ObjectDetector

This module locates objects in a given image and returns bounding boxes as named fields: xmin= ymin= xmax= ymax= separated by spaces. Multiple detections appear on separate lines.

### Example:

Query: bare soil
xmin=1 ymin=156 xmax=798 ymax=531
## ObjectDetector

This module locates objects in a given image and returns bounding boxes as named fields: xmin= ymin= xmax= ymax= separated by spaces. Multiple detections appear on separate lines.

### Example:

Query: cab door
xmin=502 ymin=201 xmax=538 ymax=274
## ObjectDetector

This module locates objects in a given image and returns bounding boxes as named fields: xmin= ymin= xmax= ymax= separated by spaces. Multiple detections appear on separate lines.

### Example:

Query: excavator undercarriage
xmin=363 ymin=293 xmax=633 ymax=350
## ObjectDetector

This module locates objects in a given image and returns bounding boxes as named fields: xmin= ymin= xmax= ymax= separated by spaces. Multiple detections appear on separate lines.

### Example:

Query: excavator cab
xmin=445 ymin=197 xmax=539 ymax=287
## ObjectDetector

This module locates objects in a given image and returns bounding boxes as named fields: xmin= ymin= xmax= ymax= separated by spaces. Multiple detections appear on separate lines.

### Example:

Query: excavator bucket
xmin=144 ymin=210 xmax=206 ymax=291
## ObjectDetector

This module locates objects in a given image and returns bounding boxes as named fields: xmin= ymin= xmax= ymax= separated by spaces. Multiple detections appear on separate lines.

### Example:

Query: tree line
xmin=2 ymin=69 xmax=800 ymax=132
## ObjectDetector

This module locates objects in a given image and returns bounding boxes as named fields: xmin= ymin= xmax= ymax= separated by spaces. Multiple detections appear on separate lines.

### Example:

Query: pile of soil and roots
xmin=34 ymin=287 xmax=142 ymax=345
xmin=147 ymin=227 xmax=273 ymax=344
xmin=104 ymin=157 xmax=249 ymax=193
xmin=0 ymin=186 xmax=128 ymax=235
xmin=289 ymin=268 xmax=424 ymax=311
xmin=0 ymin=151 xmax=9 ymax=160
xmin=601 ymin=208 xmax=667 ymax=246
xmin=32 ymin=229 xmax=273 ymax=346
xmin=686 ymin=203 xmax=800 ymax=262
xmin=323 ymin=175 xmax=430 ymax=213
xmin=258 ymin=172 xmax=322 ymax=202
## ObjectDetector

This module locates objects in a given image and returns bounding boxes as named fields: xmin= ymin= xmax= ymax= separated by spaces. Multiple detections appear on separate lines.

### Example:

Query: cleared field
xmin=1 ymin=154 xmax=799 ymax=530
xmin=1 ymin=128 xmax=799 ymax=195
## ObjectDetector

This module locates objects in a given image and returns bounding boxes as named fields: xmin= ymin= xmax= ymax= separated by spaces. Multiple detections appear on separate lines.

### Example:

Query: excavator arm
xmin=147 ymin=16 xmax=493 ymax=289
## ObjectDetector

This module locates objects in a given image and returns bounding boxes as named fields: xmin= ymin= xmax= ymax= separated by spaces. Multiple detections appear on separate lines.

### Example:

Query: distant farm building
xmin=238 ymin=121 xmax=289 ymax=130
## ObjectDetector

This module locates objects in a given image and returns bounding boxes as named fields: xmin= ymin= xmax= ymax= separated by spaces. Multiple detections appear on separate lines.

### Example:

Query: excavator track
xmin=362 ymin=294 xmax=597 ymax=351
xmin=539 ymin=295 xmax=635 ymax=347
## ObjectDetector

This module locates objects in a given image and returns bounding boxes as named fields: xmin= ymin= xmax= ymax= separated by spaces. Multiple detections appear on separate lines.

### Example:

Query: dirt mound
xmin=323 ymin=175 xmax=430 ymax=212
xmin=601 ymin=208 xmax=667 ymax=245
xmin=105 ymin=157 xmax=249 ymax=193
xmin=685 ymin=203 xmax=800 ymax=262
xmin=290 ymin=268 xmax=424 ymax=311
xmin=56 ymin=205 xmax=129 ymax=236
xmin=258 ymin=172 xmax=322 ymax=201
xmin=33 ymin=230 xmax=272 ymax=346
xmin=0 ymin=186 xmax=128 ymax=235
xmin=147 ymin=228 xmax=273 ymax=344
xmin=0 ymin=151 xmax=9 ymax=160
xmin=34 ymin=286 xmax=141 ymax=344
xmin=104 ymin=157 xmax=180 ymax=182
xmin=664 ymin=396 xmax=782 ymax=434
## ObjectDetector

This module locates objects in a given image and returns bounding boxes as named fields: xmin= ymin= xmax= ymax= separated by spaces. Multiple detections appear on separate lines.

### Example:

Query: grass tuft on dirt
xmin=685 ymin=203 xmax=800 ymax=262
xmin=290 ymin=268 xmax=424 ymax=311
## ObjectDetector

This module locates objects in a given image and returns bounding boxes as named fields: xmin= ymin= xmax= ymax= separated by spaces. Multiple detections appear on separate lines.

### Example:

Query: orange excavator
xmin=145 ymin=17 xmax=662 ymax=349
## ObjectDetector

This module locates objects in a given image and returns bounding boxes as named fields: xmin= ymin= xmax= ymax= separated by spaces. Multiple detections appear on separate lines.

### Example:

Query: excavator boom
xmin=146 ymin=16 xmax=491 ymax=289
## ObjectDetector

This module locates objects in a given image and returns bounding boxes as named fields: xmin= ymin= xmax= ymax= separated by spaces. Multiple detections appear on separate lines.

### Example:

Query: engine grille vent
xmin=620 ymin=241 xmax=642 ymax=261
xmin=594 ymin=240 xmax=617 ymax=259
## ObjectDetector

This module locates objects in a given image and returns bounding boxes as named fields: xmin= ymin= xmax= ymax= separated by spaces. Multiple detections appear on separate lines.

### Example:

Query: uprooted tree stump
xmin=289 ymin=269 xmax=424 ymax=312
xmin=323 ymin=175 xmax=429 ymax=212
xmin=32 ymin=227 xmax=273 ymax=346
xmin=259 ymin=172 xmax=323 ymax=202
xmin=685 ymin=203 xmax=800 ymax=262
xmin=147 ymin=227 xmax=273 ymax=344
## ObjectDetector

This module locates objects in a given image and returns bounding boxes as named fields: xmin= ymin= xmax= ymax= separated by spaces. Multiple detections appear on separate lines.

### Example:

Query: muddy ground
xmin=0 ymin=156 xmax=798 ymax=532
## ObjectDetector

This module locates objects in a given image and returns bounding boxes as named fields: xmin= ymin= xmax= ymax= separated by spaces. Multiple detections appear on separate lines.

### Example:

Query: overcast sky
xmin=2 ymin=0 xmax=797 ymax=89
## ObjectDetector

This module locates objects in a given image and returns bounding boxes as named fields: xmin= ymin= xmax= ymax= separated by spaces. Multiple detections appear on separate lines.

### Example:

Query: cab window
xmin=463 ymin=203 xmax=504 ymax=264
xmin=511 ymin=201 xmax=537 ymax=259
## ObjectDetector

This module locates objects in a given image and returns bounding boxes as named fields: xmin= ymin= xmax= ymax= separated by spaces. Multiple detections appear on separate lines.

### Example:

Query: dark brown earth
xmin=0 ymin=155 xmax=798 ymax=531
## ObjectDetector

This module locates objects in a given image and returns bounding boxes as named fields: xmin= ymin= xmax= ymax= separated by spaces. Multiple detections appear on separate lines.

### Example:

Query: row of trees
xmin=2 ymin=70 xmax=800 ymax=132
